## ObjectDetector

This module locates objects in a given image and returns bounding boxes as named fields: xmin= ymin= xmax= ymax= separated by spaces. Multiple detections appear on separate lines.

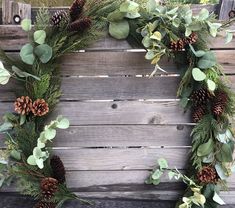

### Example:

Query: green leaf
xmin=20 ymin=114 xmax=26 ymax=125
xmin=173 ymin=18 xmax=180 ymax=28
xmin=20 ymin=43 xmax=35 ymax=65
xmin=213 ymin=192 xmax=225 ymax=205
xmin=44 ymin=128 xmax=56 ymax=140
xmin=197 ymin=51 xmax=216 ymax=69
xmin=142 ymin=36 xmax=152 ymax=48
xmin=151 ymin=169 xmax=163 ymax=180
xmin=150 ymin=31 xmax=162 ymax=41
xmin=167 ymin=7 xmax=178 ymax=15
xmin=185 ymin=27 xmax=192 ymax=37
xmin=27 ymin=155 xmax=37 ymax=166
xmin=216 ymin=143 xmax=233 ymax=162
xmin=197 ymin=138 xmax=214 ymax=157
xmin=192 ymin=68 xmax=206 ymax=81
xmin=33 ymin=147 xmax=43 ymax=159
xmin=207 ymin=79 xmax=216 ymax=91
xmin=34 ymin=30 xmax=46 ymax=45
xmin=146 ymin=0 xmax=156 ymax=13
xmin=34 ymin=44 xmax=53 ymax=63
xmin=36 ymin=158 xmax=44 ymax=169
xmin=225 ymin=32 xmax=233 ymax=44
xmin=120 ymin=1 xmax=139 ymax=14
xmin=107 ymin=10 xmax=125 ymax=22
xmin=207 ymin=22 xmax=222 ymax=37
xmin=189 ymin=45 xmax=205 ymax=57
xmin=37 ymin=140 xmax=45 ymax=149
xmin=168 ymin=171 xmax=176 ymax=180
xmin=0 ymin=61 xmax=11 ymax=85
xmin=158 ymin=158 xmax=168 ymax=170
xmin=215 ymin=163 xmax=228 ymax=180
xmin=12 ymin=66 xmax=40 ymax=80
xmin=10 ymin=150 xmax=21 ymax=160
xmin=21 ymin=19 xmax=32 ymax=31
xmin=0 ymin=122 xmax=13 ymax=132
xmin=198 ymin=8 xmax=209 ymax=21
xmin=109 ymin=20 xmax=130 ymax=40
xmin=184 ymin=10 xmax=192 ymax=25
xmin=56 ymin=117 xmax=70 ymax=129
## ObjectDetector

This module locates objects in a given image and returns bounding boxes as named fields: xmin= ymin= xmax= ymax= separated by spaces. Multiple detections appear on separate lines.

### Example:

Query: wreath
xmin=0 ymin=0 xmax=235 ymax=208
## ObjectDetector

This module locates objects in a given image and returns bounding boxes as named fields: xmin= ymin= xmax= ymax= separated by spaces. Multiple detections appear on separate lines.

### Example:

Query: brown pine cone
xmin=70 ymin=0 xmax=86 ymax=21
xmin=170 ymin=39 xmax=185 ymax=51
xmin=34 ymin=201 xmax=56 ymax=208
xmin=51 ymin=10 xmax=69 ymax=26
xmin=212 ymin=90 xmax=228 ymax=116
xmin=192 ymin=105 xmax=207 ymax=123
xmin=40 ymin=177 xmax=59 ymax=200
xmin=50 ymin=155 xmax=66 ymax=184
xmin=187 ymin=32 xmax=198 ymax=45
xmin=14 ymin=96 xmax=33 ymax=115
xmin=32 ymin=99 xmax=49 ymax=117
xmin=197 ymin=166 xmax=218 ymax=184
xmin=68 ymin=17 xmax=92 ymax=32
xmin=190 ymin=88 xmax=212 ymax=107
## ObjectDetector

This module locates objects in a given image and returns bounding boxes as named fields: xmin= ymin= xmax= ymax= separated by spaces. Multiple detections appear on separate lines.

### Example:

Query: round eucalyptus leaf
xmin=10 ymin=150 xmax=21 ymax=161
xmin=192 ymin=68 xmax=206 ymax=82
xmin=44 ymin=128 xmax=56 ymax=140
xmin=34 ymin=30 xmax=46 ymax=45
xmin=197 ymin=51 xmax=216 ymax=69
xmin=37 ymin=140 xmax=46 ymax=149
xmin=109 ymin=20 xmax=130 ymax=40
xmin=20 ymin=43 xmax=35 ymax=65
xmin=0 ymin=61 xmax=11 ymax=85
xmin=33 ymin=147 xmax=43 ymax=159
xmin=207 ymin=79 xmax=216 ymax=91
xmin=27 ymin=155 xmax=37 ymax=166
xmin=197 ymin=138 xmax=214 ymax=157
xmin=57 ymin=117 xmax=70 ymax=129
xmin=120 ymin=0 xmax=139 ymax=13
xmin=34 ymin=44 xmax=53 ymax=63
xmin=36 ymin=158 xmax=44 ymax=169
xmin=107 ymin=10 xmax=125 ymax=22
xmin=21 ymin=19 xmax=32 ymax=31
xmin=198 ymin=8 xmax=209 ymax=21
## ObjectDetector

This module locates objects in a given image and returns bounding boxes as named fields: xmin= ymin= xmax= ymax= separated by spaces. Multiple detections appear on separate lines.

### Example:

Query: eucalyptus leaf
xmin=44 ymin=128 xmax=56 ymax=140
xmin=109 ymin=20 xmax=130 ymax=40
xmin=189 ymin=45 xmax=205 ymax=57
xmin=167 ymin=7 xmax=178 ymax=15
xmin=34 ymin=30 xmax=46 ymax=45
xmin=168 ymin=171 xmax=176 ymax=180
xmin=0 ymin=61 xmax=11 ymax=85
xmin=10 ymin=150 xmax=21 ymax=160
xmin=20 ymin=114 xmax=26 ymax=125
xmin=197 ymin=138 xmax=214 ymax=157
xmin=20 ymin=43 xmax=35 ymax=65
xmin=12 ymin=66 xmax=40 ymax=81
xmin=150 ymin=31 xmax=162 ymax=41
xmin=207 ymin=22 xmax=222 ymax=37
xmin=107 ymin=10 xmax=125 ymax=22
xmin=207 ymin=79 xmax=216 ymax=91
xmin=34 ymin=44 xmax=53 ymax=63
xmin=36 ymin=158 xmax=44 ymax=169
xmin=0 ymin=122 xmax=13 ymax=132
xmin=173 ymin=18 xmax=180 ymax=28
xmin=192 ymin=68 xmax=206 ymax=81
xmin=33 ymin=147 xmax=43 ymax=159
xmin=151 ymin=169 xmax=163 ymax=180
xmin=225 ymin=32 xmax=233 ymax=44
xmin=215 ymin=163 xmax=228 ymax=180
xmin=21 ymin=19 xmax=32 ymax=31
xmin=197 ymin=51 xmax=216 ymax=69
xmin=158 ymin=158 xmax=168 ymax=170
xmin=146 ymin=0 xmax=156 ymax=13
xmin=198 ymin=8 xmax=209 ymax=21
xmin=56 ymin=117 xmax=70 ymax=129
xmin=27 ymin=155 xmax=37 ymax=166
xmin=213 ymin=192 xmax=225 ymax=205
xmin=216 ymin=143 xmax=233 ymax=162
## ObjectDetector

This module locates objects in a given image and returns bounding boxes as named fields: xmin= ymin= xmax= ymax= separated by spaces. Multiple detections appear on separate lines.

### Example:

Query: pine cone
xmin=190 ymin=88 xmax=212 ymax=107
xmin=34 ymin=201 xmax=56 ymax=208
xmin=170 ymin=39 xmax=185 ymax=51
xmin=40 ymin=177 xmax=59 ymax=200
xmin=50 ymin=155 xmax=66 ymax=184
xmin=68 ymin=17 xmax=92 ymax=32
xmin=51 ymin=10 xmax=69 ymax=26
xmin=187 ymin=32 xmax=198 ymax=45
xmin=197 ymin=166 xmax=218 ymax=184
xmin=229 ymin=10 xmax=235 ymax=18
xmin=192 ymin=105 xmax=207 ymax=123
xmin=70 ymin=0 xmax=86 ymax=21
xmin=212 ymin=90 xmax=228 ymax=116
xmin=32 ymin=99 xmax=49 ymax=117
xmin=14 ymin=96 xmax=33 ymax=115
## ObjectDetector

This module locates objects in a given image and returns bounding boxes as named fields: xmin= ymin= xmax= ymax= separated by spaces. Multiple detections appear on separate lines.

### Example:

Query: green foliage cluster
xmin=108 ymin=1 xmax=235 ymax=208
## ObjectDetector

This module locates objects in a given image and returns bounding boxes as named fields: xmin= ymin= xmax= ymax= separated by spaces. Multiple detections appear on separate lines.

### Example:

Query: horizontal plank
xmin=0 ymin=125 xmax=192 ymax=147
xmin=0 ymin=101 xmax=191 ymax=125
xmin=0 ymin=25 xmax=234 ymax=51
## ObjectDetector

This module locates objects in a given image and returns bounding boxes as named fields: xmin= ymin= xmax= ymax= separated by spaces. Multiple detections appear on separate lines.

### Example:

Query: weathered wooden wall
xmin=0 ymin=2 xmax=235 ymax=208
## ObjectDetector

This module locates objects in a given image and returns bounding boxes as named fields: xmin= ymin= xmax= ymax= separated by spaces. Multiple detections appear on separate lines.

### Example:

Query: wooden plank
xmin=0 ymin=25 xmax=235 ymax=51
xmin=0 ymin=125 xmax=192 ymax=147
xmin=0 ymin=100 xmax=204 ymax=125
xmin=51 ymin=148 xmax=191 ymax=171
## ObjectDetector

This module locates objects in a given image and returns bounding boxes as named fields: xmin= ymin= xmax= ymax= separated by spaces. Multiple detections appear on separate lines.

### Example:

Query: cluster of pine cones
xmin=34 ymin=156 xmax=66 ymax=208
xmin=190 ymin=88 xmax=228 ymax=123
xmin=51 ymin=0 xmax=92 ymax=32
xmin=170 ymin=32 xmax=198 ymax=51
xmin=197 ymin=166 xmax=218 ymax=184
xmin=14 ymin=96 xmax=49 ymax=117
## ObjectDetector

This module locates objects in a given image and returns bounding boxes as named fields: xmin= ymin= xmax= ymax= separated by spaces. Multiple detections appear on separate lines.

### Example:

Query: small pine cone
xmin=34 ymin=201 xmax=56 ymax=208
xmin=190 ymin=88 xmax=212 ymax=107
xmin=197 ymin=166 xmax=218 ymax=184
xmin=40 ymin=177 xmax=59 ymax=200
xmin=192 ymin=105 xmax=207 ymax=123
xmin=68 ymin=17 xmax=92 ymax=32
xmin=212 ymin=90 xmax=228 ymax=116
xmin=32 ymin=99 xmax=49 ymax=117
xmin=50 ymin=155 xmax=66 ymax=184
xmin=187 ymin=32 xmax=198 ymax=45
xmin=14 ymin=96 xmax=33 ymax=115
xmin=70 ymin=0 xmax=86 ymax=21
xmin=229 ymin=10 xmax=235 ymax=18
xmin=51 ymin=10 xmax=69 ymax=26
xmin=170 ymin=39 xmax=185 ymax=51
